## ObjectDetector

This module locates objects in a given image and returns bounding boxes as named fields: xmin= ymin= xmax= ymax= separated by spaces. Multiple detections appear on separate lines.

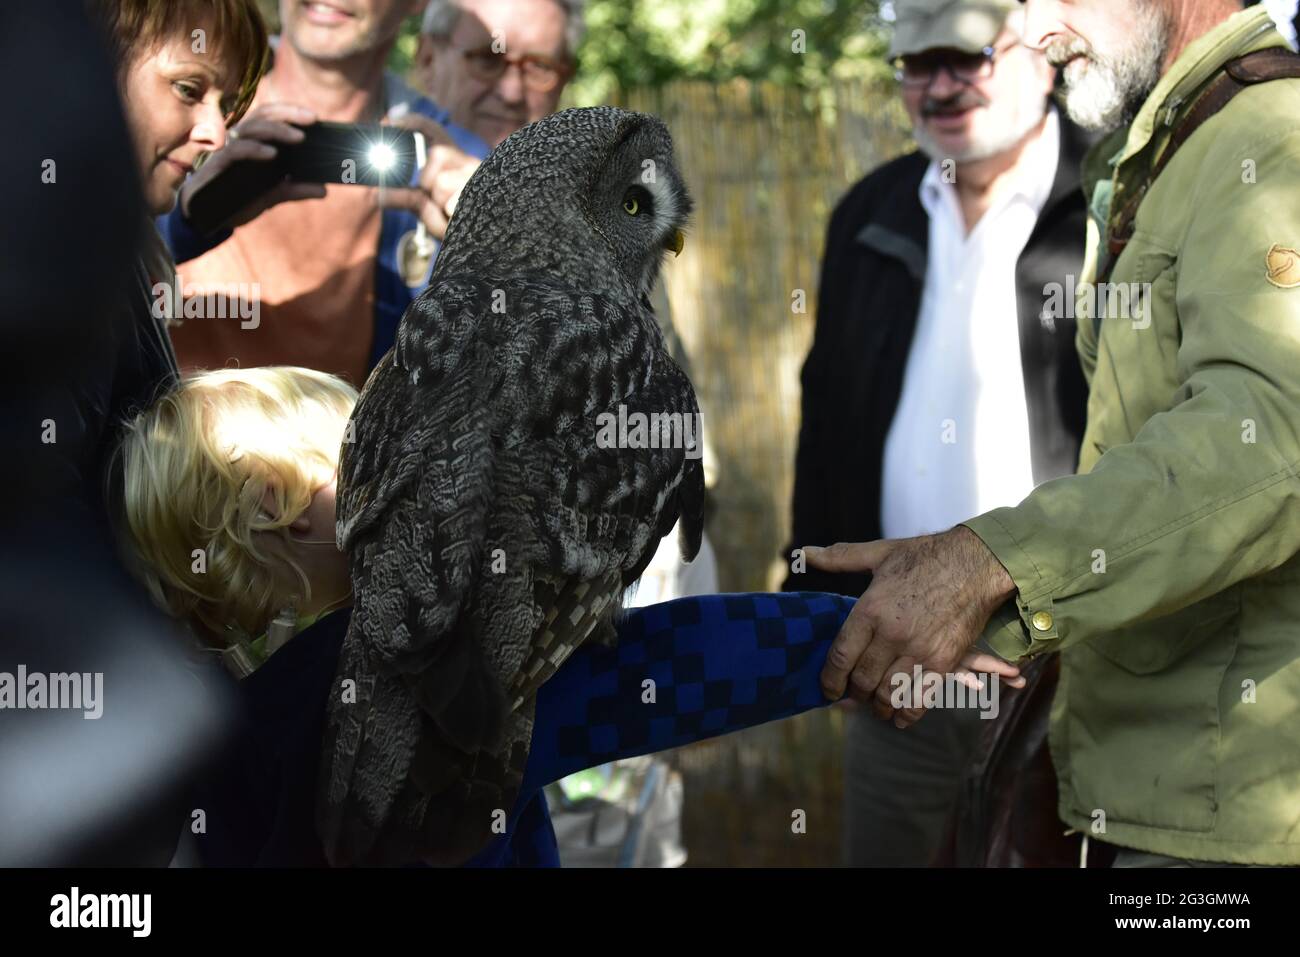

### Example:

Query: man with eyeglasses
xmin=386 ymin=0 xmax=582 ymax=242
xmin=415 ymin=0 xmax=579 ymax=149
xmin=781 ymin=0 xmax=1093 ymax=866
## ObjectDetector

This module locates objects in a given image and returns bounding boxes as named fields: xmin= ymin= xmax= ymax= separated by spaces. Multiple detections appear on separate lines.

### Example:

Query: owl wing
xmin=334 ymin=279 xmax=488 ymax=556
xmin=609 ymin=349 xmax=706 ymax=584
xmin=517 ymin=285 xmax=705 ymax=587
xmin=321 ymin=281 xmax=505 ymax=865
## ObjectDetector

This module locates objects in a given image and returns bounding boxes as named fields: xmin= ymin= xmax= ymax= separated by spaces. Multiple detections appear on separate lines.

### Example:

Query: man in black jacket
xmin=781 ymin=0 xmax=1092 ymax=866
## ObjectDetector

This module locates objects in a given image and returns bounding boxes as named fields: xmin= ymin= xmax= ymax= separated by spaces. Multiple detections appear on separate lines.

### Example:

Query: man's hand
xmin=180 ymin=103 xmax=327 ymax=228
xmin=803 ymin=526 xmax=1019 ymax=725
xmin=378 ymin=113 xmax=482 ymax=241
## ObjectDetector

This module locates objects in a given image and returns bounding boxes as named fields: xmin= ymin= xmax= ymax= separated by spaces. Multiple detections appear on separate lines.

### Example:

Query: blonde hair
xmin=116 ymin=366 xmax=357 ymax=643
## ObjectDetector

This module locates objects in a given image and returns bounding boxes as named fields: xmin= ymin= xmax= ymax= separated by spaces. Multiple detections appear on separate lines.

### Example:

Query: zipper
xmin=1163 ymin=95 xmax=1185 ymax=127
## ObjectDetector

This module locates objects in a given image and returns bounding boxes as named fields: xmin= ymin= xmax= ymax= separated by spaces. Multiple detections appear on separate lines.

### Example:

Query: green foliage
xmin=388 ymin=15 xmax=423 ymax=77
xmin=570 ymin=0 xmax=892 ymax=104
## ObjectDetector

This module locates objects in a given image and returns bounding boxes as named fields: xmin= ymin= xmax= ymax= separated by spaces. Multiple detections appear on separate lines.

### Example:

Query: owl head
xmin=434 ymin=107 xmax=693 ymax=301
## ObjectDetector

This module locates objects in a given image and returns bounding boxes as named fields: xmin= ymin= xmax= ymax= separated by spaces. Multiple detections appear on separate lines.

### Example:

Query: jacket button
xmin=1031 ymin=611 xmax=1054 ymax=633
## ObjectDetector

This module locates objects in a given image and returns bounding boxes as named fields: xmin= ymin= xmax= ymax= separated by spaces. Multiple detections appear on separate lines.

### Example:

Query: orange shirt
xmin=169 ymin=182 xmax=381 ymax=388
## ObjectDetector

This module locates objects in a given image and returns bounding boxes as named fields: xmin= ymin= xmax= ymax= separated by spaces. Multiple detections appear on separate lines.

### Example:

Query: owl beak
xmin=666 ymin=229 xmax=685 ymax=258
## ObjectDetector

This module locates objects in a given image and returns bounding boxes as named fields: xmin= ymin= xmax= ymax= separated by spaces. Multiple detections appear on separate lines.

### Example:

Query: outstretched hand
xmin=802 ymin=526 xmax=1020 ymax=728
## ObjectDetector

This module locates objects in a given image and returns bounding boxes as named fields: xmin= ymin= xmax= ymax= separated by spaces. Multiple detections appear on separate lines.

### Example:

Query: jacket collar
xmin=854 ymin=152 xmax=930 ymax=280
xmin=1048 ymin=106 xmax=1096 ymax=212
xmin=1120 ymin=6 xmax=1283 ymax=167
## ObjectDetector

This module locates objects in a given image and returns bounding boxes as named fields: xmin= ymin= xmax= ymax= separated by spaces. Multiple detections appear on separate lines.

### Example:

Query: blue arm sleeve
xmin=155 ymin=207 xmax=231 ymax=265
xmin=521 ymin=591 xmax=853 ymax=793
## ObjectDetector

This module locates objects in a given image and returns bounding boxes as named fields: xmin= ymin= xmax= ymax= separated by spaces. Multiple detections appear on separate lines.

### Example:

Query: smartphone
xmin=186 ymin=122 xmax=422 ymax=235
xmin=284 ymin=121 xmax=420 ymax=186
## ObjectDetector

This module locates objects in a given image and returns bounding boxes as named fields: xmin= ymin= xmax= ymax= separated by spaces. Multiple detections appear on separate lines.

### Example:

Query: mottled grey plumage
xmin=317 ymin=107 xmax=705 ymax=866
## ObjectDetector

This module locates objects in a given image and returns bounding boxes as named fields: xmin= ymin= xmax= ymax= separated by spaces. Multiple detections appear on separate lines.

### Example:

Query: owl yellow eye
xmin=623 ymin=197 xmax=640 ymax=216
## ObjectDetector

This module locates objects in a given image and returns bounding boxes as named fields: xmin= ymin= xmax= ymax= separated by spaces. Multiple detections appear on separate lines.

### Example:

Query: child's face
xmin=261 ymin=471 xmax=351 ymax=619
xmin=298 ymin=474 xmax=350 ymax=616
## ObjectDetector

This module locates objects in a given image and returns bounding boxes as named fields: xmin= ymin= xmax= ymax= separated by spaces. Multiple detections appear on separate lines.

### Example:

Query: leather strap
xmin=1100 ymin=48 xmax=1300 ymax=283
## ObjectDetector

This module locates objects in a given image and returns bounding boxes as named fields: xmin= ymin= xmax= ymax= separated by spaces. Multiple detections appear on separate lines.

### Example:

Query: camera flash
xmin=368 ymin=142 xmax=397 ymax=172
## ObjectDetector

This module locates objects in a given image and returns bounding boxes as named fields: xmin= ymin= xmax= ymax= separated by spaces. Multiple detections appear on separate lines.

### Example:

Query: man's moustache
xmin=921 ymin=96 xmax=987 ymax=117
xmin=1046 ymin=38 xmax=1092 ymax=69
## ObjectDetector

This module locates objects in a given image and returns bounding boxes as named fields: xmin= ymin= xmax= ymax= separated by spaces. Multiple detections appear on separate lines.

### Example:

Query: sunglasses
xmin=893 ymin=41 xmax=1021 ymax=89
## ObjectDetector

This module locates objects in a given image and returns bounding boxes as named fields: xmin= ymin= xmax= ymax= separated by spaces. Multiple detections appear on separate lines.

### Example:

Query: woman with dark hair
xmin=75 ymin=0 xmax=273 ymax=527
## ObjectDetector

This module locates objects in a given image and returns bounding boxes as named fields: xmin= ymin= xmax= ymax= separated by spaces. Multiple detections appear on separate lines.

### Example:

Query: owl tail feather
xmin=317 ymin=620 xmax=423 ymax=867
xmin=318 ymin=569 xmax=627 ymax=866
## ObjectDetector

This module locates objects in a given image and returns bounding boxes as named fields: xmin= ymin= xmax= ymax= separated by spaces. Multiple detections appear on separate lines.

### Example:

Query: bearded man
xmin=805 ymin=0 xmax=1300 ymax=867
xmin=782 ymin=0 xmax=1093 ymax=866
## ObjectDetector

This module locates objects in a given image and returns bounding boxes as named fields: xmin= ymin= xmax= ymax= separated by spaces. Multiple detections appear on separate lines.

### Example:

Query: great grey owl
xmin=317 ymin=107 xmax=705 ymax=866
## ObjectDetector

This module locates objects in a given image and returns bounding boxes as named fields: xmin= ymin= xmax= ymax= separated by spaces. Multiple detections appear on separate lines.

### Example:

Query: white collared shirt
xmin=881 ymin=108 xmax=1061 ymax=540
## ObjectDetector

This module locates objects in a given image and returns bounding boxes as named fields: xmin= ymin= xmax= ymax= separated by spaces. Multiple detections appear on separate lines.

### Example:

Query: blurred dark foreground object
xmin=0 ymin=0 xmax=233 ymax=865
xmin=0 ymin=518 xmax=234 ymax=866
xmin=0 ymin=0 xmax=143 ymax=360
xmin=935 ymin=654 xmax=1116 ymax=868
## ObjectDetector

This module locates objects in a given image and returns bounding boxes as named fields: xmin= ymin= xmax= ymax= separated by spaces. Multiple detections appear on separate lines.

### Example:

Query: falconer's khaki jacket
xmin=964 ymin=6 xmax=1300 ymax=864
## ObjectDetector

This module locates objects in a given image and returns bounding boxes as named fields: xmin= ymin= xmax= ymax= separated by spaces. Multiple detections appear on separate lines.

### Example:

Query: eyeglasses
xmin=451 ymin=45 xmax=575 ymax=93
xmin=893 ymin=41 xmax=1020 ymax=89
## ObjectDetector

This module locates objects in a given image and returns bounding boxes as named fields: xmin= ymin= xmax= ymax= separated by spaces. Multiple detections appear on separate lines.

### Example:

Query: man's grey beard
xmin=913 ymin=86 xmax=1050 ymax=165
xmin=1048 ymin=2 xmax=1172 ymax=132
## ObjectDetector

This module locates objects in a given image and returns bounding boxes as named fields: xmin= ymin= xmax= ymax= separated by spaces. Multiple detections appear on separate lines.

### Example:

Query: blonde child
xmin=115 ymin=366 xmax=356 ymax=675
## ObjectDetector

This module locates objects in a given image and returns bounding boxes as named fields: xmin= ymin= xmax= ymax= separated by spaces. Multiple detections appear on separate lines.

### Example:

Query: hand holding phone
xmin=183 ymin=114 xmax=421 ymax=235
xmin=376 ymin=112 xmax=483 ymax=242
xmin=180 ymin=103 xmax=326 ymax=234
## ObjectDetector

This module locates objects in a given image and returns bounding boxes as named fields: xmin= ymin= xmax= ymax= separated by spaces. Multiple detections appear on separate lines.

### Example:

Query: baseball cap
xmin=889 ymin=0 xmax=1019 ymax=58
